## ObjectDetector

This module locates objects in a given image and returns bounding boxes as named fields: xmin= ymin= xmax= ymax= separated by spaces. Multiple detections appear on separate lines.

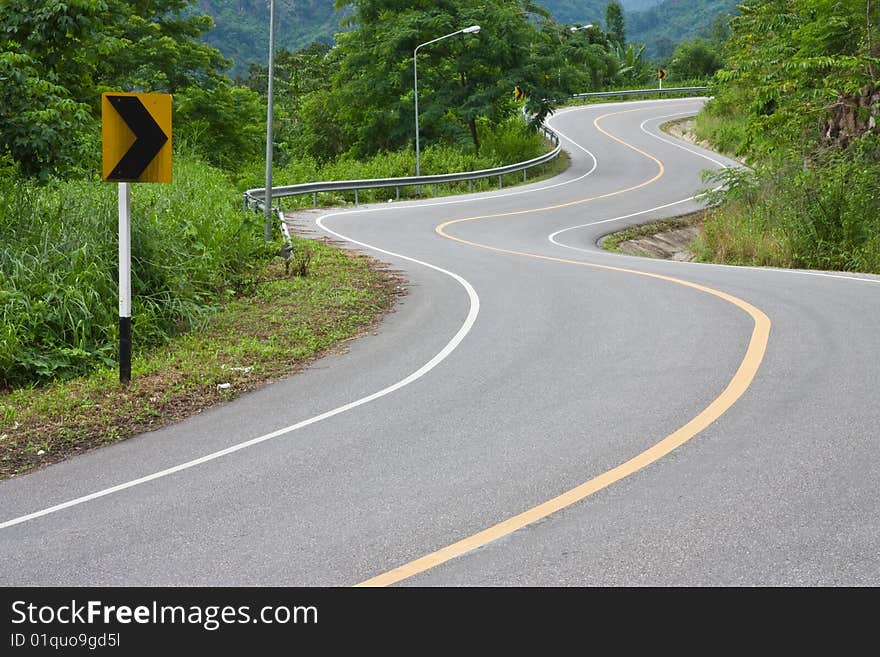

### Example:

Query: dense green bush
xmin=691 ymin=0 xmax=880 ymax=274
xmin=693 ymin=90 xmax=753 ymax=159
xmin=0 ymin=153 xmax=275 ymax=388
xmin=272 ymin=116 xmax=549 ymax=208
xmin=668 ymin=39 xmax=723 ymax=80
xmin=695 ymin=136 xmax=880 ymax=273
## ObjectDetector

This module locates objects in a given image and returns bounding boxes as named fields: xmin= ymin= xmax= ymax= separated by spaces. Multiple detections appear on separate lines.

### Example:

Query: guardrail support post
xmin=498 ymin=176 xmax=503 ymax=189
xmin=434 ymin=184 xmax=439 ymax=197
xmin=396 ymin=186 xmax=400 ymax=201
xmin=469 ymin=180 xmax=473 ymax=193
xmin=355 ymin=189 xmax=359 ymax=205
xmin=313 ymin=192 xmax=317 ymax=208
xmin=523 ymin=169 xmax=527 ymax=182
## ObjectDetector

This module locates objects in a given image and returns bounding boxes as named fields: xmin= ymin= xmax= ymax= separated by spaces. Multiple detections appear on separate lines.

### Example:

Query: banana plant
xmin=612 ymin=42 xmax=650 ymax=84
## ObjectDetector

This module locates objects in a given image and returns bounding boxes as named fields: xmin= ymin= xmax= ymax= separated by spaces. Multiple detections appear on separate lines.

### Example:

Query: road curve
xmin=1 ymin=98 xmax=878 ymax=586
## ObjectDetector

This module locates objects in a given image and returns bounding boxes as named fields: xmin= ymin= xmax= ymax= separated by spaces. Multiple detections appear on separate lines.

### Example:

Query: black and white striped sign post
xmin=102 ymin=92 xmax=172 ymax=384
xmin=117 ymin=182 xmax=132 ymax=382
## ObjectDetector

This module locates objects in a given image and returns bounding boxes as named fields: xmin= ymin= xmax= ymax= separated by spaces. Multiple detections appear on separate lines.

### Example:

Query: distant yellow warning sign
xmin=102 ymin=92 xmax=172 ymax=183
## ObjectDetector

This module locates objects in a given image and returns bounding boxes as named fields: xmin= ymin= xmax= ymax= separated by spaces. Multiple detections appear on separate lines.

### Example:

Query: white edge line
xmin=549 ymin=109 xmax=717 ymax=242
xmin=549 ymin=110 xmax=880 ymax=286
xmin=0 ymin=243 xmax=481 ymax=531
xmin=2 ymin=96 xmax=645 ymax=531
xmin=8 ymin=98 xmax=872 ymax=532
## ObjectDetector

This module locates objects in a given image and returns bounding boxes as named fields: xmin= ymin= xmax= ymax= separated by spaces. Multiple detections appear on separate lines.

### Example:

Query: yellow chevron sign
xmin=102 ymin=92 xmax=172 ymax=183
xmin=514 ymin=85 xmax=525 ymax=101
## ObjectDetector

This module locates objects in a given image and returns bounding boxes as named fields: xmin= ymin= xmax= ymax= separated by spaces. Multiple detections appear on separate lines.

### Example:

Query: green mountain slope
xmin=540 ymin=0 xmax=662 ymax=25
xmin=196 ymin=0 xmax=344 ymax=76
xmin=197 ymin=0 xmax=734 ymax=76
xmin=541 ymin=0 xmax=738 ymax=59
xmin=626 ymin=0 xmax=739 ymax=59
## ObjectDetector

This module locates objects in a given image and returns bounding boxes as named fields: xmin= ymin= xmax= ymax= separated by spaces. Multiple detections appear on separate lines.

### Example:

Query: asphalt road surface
xmin=2 ymin=98 xmax=878 ymax=586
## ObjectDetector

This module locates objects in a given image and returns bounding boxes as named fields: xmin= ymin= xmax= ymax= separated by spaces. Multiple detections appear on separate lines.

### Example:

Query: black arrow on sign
xmin=106 ymin=95 xmax=168 ymax=181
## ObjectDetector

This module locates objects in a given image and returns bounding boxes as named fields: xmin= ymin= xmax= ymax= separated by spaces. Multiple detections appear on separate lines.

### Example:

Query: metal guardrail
xmin=242 ymin=86 xmax=706 ymax=214
xmin=242 ymin=203 xmax=294 ymax=257
xmin=243 ymin=124 xmax=561 ymax=211
xmin=571 ymin=86 xmax=708 ymax=100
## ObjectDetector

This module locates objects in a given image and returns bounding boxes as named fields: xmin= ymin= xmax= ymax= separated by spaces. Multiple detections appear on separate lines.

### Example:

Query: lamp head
xmin=463 ymin=25 xmax=481 ymax=34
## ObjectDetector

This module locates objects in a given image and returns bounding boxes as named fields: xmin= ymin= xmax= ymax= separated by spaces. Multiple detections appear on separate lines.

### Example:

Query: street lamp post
xmin=414 ymin=25 xmax=480 ymax=180
xmin=264 ymin=0 xmax=276 ymax=242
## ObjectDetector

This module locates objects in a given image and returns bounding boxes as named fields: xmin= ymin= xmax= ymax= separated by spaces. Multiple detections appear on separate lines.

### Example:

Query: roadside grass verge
xmin=233 ymin=117 xmax=570 ymax=210
xmin=280 ymin=148 xmax=571 ymax=211
xmin=692 ymin=142 xmax=880 ymax=273
xmin=0 ymin=236 xmax=403 ymax=480
xmin=1 ymin=153 xmax=278 ymax=387
xmin=0 ymin=128 xmax=569 ymax=480
xmin=602 ymin=114 xmax=880 ymax=276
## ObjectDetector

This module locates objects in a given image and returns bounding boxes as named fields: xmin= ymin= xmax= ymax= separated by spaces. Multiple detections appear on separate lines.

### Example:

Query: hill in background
xmin=540 ymin=0 xmax=738 ymax=59
xmin=625 ymin=0 xmax=739 ymax=60
xmin=199 ymin=0 xmax=736 ymax=76
xmin=541 ymin=0 xmax=663 ymax=25
xmin=196 ymin=0 xmax=344 ymax=77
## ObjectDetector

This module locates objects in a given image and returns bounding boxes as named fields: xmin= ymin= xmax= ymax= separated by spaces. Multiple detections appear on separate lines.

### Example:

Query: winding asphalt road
xmin=2 ymin=98 xmax=878 ymax=586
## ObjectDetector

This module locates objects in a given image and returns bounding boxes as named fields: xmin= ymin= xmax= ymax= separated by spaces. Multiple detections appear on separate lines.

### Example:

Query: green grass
xmin=695 ymin=168 xmax=880 ymax=274
xmin=1 ymin=152 xmax=277 ymax=387
xmin=0 ymin=120 xmax=571 ymax=478
xmin=693 ymin=97 xmax=753 ymax=162
xmin=233 ymin=116 xmax=567 ymax=210
xmin=272 ymin=149 xmax=570 ymax=211
xmin=0 ymin=236 xmax=402 ymax=479
xmin=604 ymin=115 xmax=880 ymax=276
xmin=692 ymin=140 xmax=880 ymax=273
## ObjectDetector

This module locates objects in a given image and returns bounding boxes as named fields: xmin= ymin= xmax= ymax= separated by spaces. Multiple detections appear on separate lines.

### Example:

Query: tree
xmin=529 ymin=21 xmax=617 ymax=98
xmin=294 ymin=0 xmax=604 ymax=161
xmin=605 ymin=1 xmax=626 ymax=49
xmin=669 ymin=39 xmax=723 ymax=81
xmin=0 ymin=0 xmax=106 ymax=177
xmin=653 ymin=36 xmax=676 ymax=63
xmin=711 ymin=0 xmax=880 ymax=158
xmin=0 ymin=0 xmax=230 ymax=103
xmin=328 ymin=0 xmax=550 ymax=154
xmin=96 ymin=2 xmax=232 ymax=96
xmin=0 ymin=0 xmax=244 ymax=177
xmin=174 ymin=84 xmax=265 ymax=171
xmin=0 ymin=51 xmax=94 ymax=179
xmin=244 ymin=42 xmax=340 ymax=163
xmin=611 ymin=42 xmax=652 ymax=85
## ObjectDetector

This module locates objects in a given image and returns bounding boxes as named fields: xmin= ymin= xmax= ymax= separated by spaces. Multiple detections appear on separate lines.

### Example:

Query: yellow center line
xmin=356 ymin=105 xmax=771 ymax=588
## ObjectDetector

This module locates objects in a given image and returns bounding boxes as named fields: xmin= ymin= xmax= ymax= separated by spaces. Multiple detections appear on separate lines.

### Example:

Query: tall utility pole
xmin=264 ymin=0 xmax=276 ymax=242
